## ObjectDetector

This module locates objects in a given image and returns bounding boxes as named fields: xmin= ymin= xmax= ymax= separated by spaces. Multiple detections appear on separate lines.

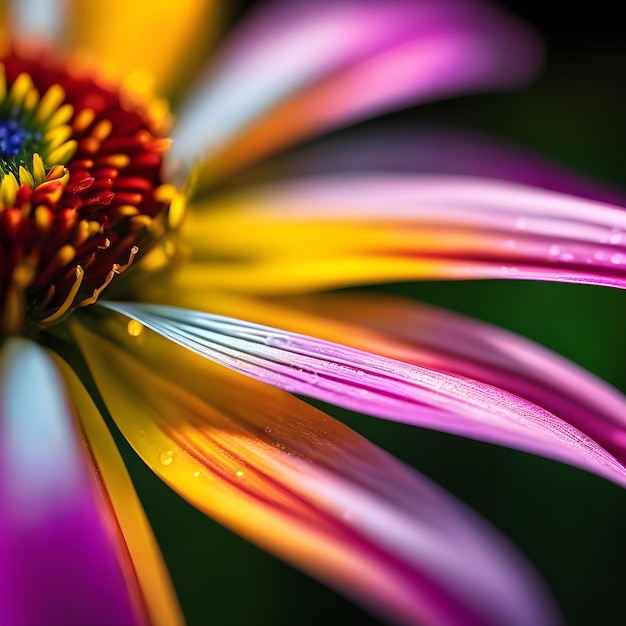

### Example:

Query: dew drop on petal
xmin=606 ymin=228 xmax=623 ymax=245
xmin=547 ymin=245 xmax=561 ymax=258
xmin=127 ymin=319 xmax=144 ymax=336
xmin=514 ymin=216 xmax=529 ymax=230
xmin=160 ymin=449 xmax=174 ymax=466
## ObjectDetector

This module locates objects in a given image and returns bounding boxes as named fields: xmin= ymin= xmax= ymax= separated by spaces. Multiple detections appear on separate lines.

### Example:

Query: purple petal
xmin=0 ymin=339 xmax=144 ymax=626
xmin=184 ymin=174 xmax=626 ymax=293
xmin=170 ymin=0 xmax=542 ymax=180
xmin=72 ymin=314 xmax=562 ymax=626
xmin=102 ymin=302 xmax=626 ymax=489
xmin=244 ymin=124 xmax=625 ymax=206
xmin=266 ymin=292 xmax=626 ymax=468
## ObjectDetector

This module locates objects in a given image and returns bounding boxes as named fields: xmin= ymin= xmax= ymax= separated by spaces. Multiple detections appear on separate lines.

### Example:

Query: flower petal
xmin=71 ymin=313 xmax=561 ymax=626
xmin=67 ymin=0 xmax=221 ymax=96
xmin=243 ymin=124 xmax=625 ymax=206
xmin=99 ymin=301 xmax=626 ymax=489
xmin=197 ymin=291 xmax=626 ymax=473
xmin=180 ymin=175 xmax=626 ymax=293
xmin=9 ymin=0 xmax=67 ymax=44
xmin=0 ymin=338 xmax=144 ymax=626
xmin=52 ymin=354 xmax=185 ymax=626
xmin=170 ymin=0 xmax=542 ymax=183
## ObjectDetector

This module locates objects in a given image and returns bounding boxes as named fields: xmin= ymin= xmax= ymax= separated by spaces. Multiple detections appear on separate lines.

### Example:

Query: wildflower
xmin=2 ymin=1 xmax=626 ymax=625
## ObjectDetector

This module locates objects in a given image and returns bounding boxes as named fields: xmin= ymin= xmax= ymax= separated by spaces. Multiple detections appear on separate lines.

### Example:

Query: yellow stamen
xmin=40 ymin=266 xmax=85 ymax=325
xmin=78 ymin=246 xmax=139 ymax=307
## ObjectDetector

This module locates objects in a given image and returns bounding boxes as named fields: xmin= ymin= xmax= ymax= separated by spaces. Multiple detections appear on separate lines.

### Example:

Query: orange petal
xmin=53 ymin=354 xmax=185 ymax=626
xmin=68 ymin=0 xmax=221 ymax=96
xmin=69 ymin=310 xmax=560 ymax=626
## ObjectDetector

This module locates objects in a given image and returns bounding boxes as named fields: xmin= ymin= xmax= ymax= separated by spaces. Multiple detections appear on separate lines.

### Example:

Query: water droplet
xmin=560 ymin=252 xmax=574 ymax=262
xmin=515 ymin=216 xmax=529 ymax=230
xmin=611 ymin=253 xmax=625 ymax=265
xmin=356 ymin=370 xmax=365 ymax=377
xmin=193 ymin=470 xmax=200 ymax=478
xmin=160 ymin=449 xmax=174 ymax=466
xmin=264 ymin=426 xmax=272 ymax=434
xmin=235 ymin=470 xmax=245 ymax=478
xmin=548 ymin=245 xmax=561 ymax=258
xmin=127 ymin=319 xmax=144 ymax=337
xmin=606 ymin=228 xmax=623 ymax=245
xmin=265 ymin=334 xmax=292 ymax=349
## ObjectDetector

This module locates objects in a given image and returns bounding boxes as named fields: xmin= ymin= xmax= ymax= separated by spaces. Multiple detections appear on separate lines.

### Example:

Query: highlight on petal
xmin=53 ymin=355 xmax=185 ymax=626
xmin=191 ymin=290 xmax=626 ymax=479
xmin=68 ymin=0 xmax=221 ymax=95
xmin=170 ymin=0 xmax=543 ymax=183
xmin=180 ymin=175 xmax=626 ymax=293
xmin=9 ymin=0 xmax=68 ymax=45
xmin=0 ymin=339 xmax=144 ymax=626
xmin=70 ymin=313 xmax=561 ymax=626
xmin=99 ymin=302 xmax=626 ymax=490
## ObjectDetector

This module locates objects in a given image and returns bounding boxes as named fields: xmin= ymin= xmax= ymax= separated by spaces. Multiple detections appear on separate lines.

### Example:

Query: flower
xmin=2 ymin=1 xmax=626 ymax=625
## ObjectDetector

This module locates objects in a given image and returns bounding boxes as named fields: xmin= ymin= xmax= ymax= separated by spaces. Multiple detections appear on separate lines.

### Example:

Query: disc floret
xmin=0 ymin=47 xmax=175 ymax=334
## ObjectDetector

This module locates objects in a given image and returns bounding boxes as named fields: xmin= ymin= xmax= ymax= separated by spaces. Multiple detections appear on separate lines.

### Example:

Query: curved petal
xmin=99 ymin=301 xmax=626 ymax=489
xmin=52 ymin=355 xmax=185 ymax=626
xmin=181 ymin=291 xmax=626 ymax=471
xmin=241 ymin=124 xmax=626 ymax=206
xmin=169 ymin=0 xmax=542 ymax=183
xmin=0 ymin=338 xmax=144 ymax=626
xmin=67 ymin=0 xmax=221 ymax=96
xmin=179 ymin=175 xmax=626 ymax=293
xmin=70 ymin=312 xmax=561 ymax=626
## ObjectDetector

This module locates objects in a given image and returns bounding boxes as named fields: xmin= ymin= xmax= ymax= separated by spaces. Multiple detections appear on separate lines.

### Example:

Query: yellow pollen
xmin=72 ymin=107 xmax=96 ymax=133
xmin=99 ymin=154 xmax=131 ymax=168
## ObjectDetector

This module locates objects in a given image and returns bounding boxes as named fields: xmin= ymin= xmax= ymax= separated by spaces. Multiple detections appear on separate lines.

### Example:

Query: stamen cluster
xmin=0 ymin=44 xmax=176 ymax=334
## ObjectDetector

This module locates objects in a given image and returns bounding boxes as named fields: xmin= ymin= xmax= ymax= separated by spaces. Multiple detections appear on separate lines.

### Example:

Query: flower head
xmin=1 ymin=1 xmax=625 ymax=625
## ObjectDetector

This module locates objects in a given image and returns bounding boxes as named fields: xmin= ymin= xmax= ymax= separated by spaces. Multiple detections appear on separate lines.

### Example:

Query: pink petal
xmin=102 ymin=302 xmax=626 ymax=489
xmin=245 ymin=124 xmax=625 ymax=206
xmin=0 ymin=339 xmax=144 ymax=626
xmin=259 ymin=292 xmax=626 ymax=469
xmin=170 ymin=0 xmax=542 ymax=181
xmin=184 ymin=174 xmax=626 ymax=293
xmin=72 ymin=314 xmax=562 ymax=626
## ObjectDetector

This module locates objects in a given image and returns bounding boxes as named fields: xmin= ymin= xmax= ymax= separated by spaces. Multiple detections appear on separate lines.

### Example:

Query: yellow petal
xmin=70 ymin=310 xmax=558 ymax=625
xmin=68 ymin=0 xmax=221 ymax=96
xmin=53 ymin=354 xmax=185 ymax=626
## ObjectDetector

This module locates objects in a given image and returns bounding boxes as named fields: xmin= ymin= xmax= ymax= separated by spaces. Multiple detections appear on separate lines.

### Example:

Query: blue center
xmin=0 ymin=118 xmax=42 ymax=160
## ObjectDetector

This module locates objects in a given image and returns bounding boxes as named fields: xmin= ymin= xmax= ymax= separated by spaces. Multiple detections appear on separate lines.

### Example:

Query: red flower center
xmin=0 ymin=44 xmax=176 ymax=335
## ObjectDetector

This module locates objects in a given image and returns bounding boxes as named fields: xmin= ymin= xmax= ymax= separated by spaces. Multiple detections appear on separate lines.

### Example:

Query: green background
xmin=122 ymin=2 xmax=626 ymax=624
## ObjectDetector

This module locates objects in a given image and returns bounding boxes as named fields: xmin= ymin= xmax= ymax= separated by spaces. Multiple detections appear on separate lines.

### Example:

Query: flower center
xmin=0 ymin=44 xmax=177 ymax=335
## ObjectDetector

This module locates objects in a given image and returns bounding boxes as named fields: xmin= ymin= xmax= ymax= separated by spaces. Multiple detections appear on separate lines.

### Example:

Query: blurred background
xmin=122 ymin=1 xmax=626 ymax=624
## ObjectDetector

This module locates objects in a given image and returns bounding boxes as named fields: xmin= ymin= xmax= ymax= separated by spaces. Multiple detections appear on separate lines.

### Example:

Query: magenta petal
xmin=170 ymin=0 xmax=542 ymax=176
xmin=103 ymin=302 xmax=626 ymax=489
xmin=249 ymin=124 xmax=625 ymax=206
xmin=198 ymin=174 xmax=626 ymax=292
xmin=0 ymin=339 xmax=143 ymax=626
xmin=72 ymin=316 xmax=562 ymax=626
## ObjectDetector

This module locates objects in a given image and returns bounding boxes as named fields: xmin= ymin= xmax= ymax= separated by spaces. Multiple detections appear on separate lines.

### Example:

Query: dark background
xmin=124 ymin=2 xmax=626 ymax=624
